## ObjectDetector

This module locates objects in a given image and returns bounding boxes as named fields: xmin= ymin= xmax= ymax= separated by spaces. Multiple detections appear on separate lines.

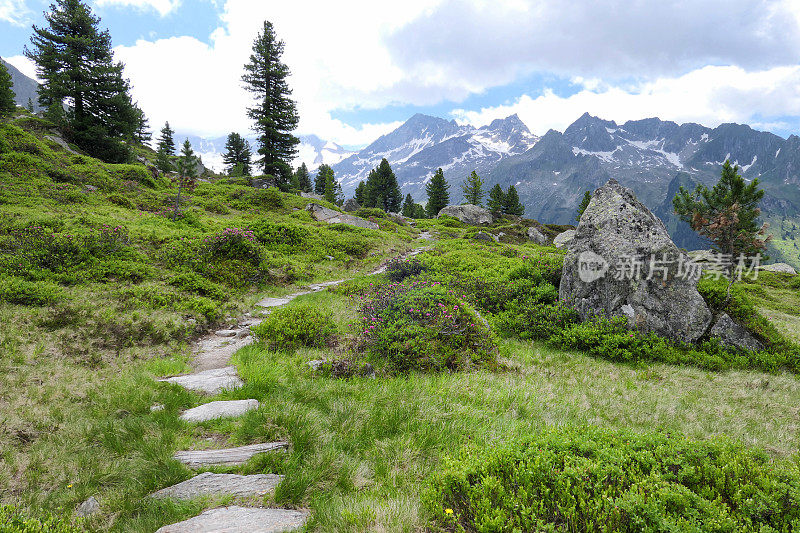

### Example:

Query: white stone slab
xmin=161 ymin=367 xmax=242 ymax=395
xmin=256 ymin=297 xmax=293 ymax=308
xmin=149 ymin=472 xmax=282 ymax=500
xmin=174 ymin=442 xmax=288 ymax=467
xmin=180 ymin=399 xmax=259 ymax=422
xmin=155 ymin=506 xmax=308 ymax=533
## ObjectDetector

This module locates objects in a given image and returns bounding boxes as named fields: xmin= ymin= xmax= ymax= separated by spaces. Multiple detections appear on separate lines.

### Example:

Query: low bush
xmin=252 ymin=303 xmax=338 ymax=351
xmin=203 ymin=197 xmax=229 ymax=214
xmin=352 ymin=280 xmax=499 ymax=373
xmin=250 ymin=221 xmax=309 ymax=252
xmin=384 ymin=256 xmax=427 ymax=282
xmin=0 ymin=505 xmax=83 ymax=533
xmin=169 ymin=271 xmax=227 ymax=301
xmin=354 ymin=207 xmax=388 ymax=219
xmin=0 ymin=275 xmax=63 ymax=305
xmin=107 ymin=193 xmax=136 ymax=209
xmin=428 ymin=426 xmax=800 ymax=532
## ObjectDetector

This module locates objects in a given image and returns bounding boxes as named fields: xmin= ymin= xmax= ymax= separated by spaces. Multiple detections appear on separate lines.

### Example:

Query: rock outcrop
xmin=759 ymin=263 xmax=798 ymax=275
xmin=306 ymin=203 xmax=379 ymax=230
xmin=553 ymin=230 xmax=575 ymax=248
xmin=710 ymin=313 xmax=764 ymax=352
xmin=343 ymin=198 xmax=360 ymax=212
xmin=527 ymin=226 xmax=548 ymax=245
xmin=438 ymin=204 xmax=493 ymax=225
xmin=559 ymin=179 xmax=713 ymax=343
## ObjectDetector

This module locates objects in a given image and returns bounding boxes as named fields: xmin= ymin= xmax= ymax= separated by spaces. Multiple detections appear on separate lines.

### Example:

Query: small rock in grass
xmin=215 ymin=329 xmax=238 ymax=337
xmin=307 ymin=360 xmax=324 ymax=371
xmin=76 ymin=496 xmax=100 ymax=517
xmin=150 ymin=404 xmax=165 ymax=412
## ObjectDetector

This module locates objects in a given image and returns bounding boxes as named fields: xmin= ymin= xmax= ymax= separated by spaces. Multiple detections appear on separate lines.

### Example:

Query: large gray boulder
xmin=438 ymin=204 xmax=492 ymax=225
xmin=306 ymin=203 xmax=379 ymax=230
xmin=759 ymin=263 xmax=797 ymax=275
xmin=343 ymin=198 xmax=360 ymax=212
xmin=553 ymin=230 xmax=575 ymax=249
xmin=559 ymin=179 xmax=713 ymax=343
xmin=527 ymin=226 xmax=548 ymax=245
xmin=710 ymin=313 xmax=764 ymax=352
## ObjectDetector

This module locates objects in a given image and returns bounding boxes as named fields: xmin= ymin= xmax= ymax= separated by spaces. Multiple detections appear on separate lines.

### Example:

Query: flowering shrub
xmin=428 ymin=426 xmax=800 ymax=532
xmin=353 ymin=280 xmax=498 ymax=373
xmin=384 ymin=256 xmax=427 ymax=282
xmin=252 ymin=303 xmax=337 ymax=351
xmin=0 ymin=275 xmax=62 ymax=305
xmin=199 ymin=227 xmax=261 ymax=264
xmin=250 ymin=221 xmax=309 ymax=251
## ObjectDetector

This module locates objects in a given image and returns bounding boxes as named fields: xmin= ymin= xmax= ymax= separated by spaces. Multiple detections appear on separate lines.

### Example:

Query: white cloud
xmin=3 ymin=54 xmax=38 ymax=81
xmin=451 ymin=65 xmax=800 ymax=135
xmin=94 ymin=0 xmax=181 ymax=17
xmin=0 ymin=0 xmax=31 ymax=26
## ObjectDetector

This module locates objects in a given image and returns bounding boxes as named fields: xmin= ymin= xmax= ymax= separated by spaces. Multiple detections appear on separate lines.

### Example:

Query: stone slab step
xmin=155 ymin=506 xmax=308 ymax=533
xmin=161 ymin=367 xmax=242 ymax=395
xmin=180 ymin=399 xmax=259 ymax=423
xmin=256 ymin=296 xmax=294 ymax=308
xmin=174 ymin=442 xmax=288 ymax=467
xmin=149 ymin=472 xmax=282 ymax=500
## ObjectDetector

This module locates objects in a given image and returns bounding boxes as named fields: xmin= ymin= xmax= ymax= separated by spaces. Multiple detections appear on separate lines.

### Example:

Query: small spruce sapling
xmin=173 ymin=139 xmax=198 ymax=221
xmin=576 ymin=190 xmax=592 ymax=222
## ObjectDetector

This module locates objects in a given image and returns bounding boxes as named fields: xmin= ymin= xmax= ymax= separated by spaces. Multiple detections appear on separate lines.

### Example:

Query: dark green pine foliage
xmin=425 ymin=168 xmax=450 ymax=217
xmin=354 ymin=181 xmax=366 ymax=205
xmin=242 ymin=21 xmax=299 ymax=186
xmin=401 ymin=193 xmax=416 ymax=218
xmin=173 ymin=139 xmax=198 ymax=220
xmin=323 ymin=171 xmax=336 ymax=204
xmin=576 ymin=190 xmax=592 ymax=222
xmin=364 ymin=159 xmax=401 ymax=212
xmin=223 ymin=132 xmax=252 ymax=176
xmin=155 ymin=121 xmax=175 ymax=172
xmin=294 ymin=162 xmax=311 ymax=192
xmin=26 ymin=97 xmax=34 ymax=112
xmin=133 ymin=105 xmax=151 ymax=144
xmin=461 ymin=170 xmax=484 ymax=206
xmin=25 ymin=0 xmax=139 ymax=162
xmin=503 ymin=185 xmax=525 ymax=216
xmin=487 ymin=184 xmax=505 ymax=213
xmin=674 ymin=159 xmax=770 ymax=270
xmin=413 ymin=203 xmax=427 ymax=219
xmin=315 ymin=164 xmax=333 ymax=195
xmin=0 ymin=61 xmax=15 ymax=115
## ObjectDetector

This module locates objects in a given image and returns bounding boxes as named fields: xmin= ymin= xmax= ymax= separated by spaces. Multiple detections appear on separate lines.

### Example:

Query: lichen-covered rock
xmin=759 ymin=263 xmax=797 ymax=275
xmin=306 ymin=203 xmax=379 ymax=230
xmin=438 ymin=204 xmax=492 ymax=225
xmin=553 ymin=230 xmax=575 ymax=248
xmin=559 ymin=179 xmax=713 ymax=343
xmin=472 ymin=231 xmax=495 ymax=242
xmin=343 ymin=198 xmax=360 ymax=212
xmin=710 ymin=313 xmax=764 ymax=352
xmin=155 ymin=506 xmax=308 ymax=533
xmin=527 ymin=226 xmax=548 ymax=245
xmin=76 ymin=496 xmax=100 ymax=517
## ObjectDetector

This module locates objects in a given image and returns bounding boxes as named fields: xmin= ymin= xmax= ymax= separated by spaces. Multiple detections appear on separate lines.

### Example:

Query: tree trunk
xmin=173 ymin=181 xmax=183 ymax=221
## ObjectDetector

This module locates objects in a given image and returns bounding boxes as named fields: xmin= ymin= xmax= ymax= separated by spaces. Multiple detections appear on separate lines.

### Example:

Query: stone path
xmin=152 ymin=244 xmax=431 ymax=531
xmin=173 ymin=442 xmax=289 ymax=467
xmin=150 ymin=472 xmax=283 ymax=500
xmin=154 ymin=506 xmax=309 ymax=533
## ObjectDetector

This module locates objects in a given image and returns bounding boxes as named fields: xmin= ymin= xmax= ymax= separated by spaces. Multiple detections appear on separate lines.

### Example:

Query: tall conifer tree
xmin=425 ymin=168 xmax=450 ymax=218
xmin=25 ymin=0 xmax=138 ymax=162
xmin=223 ymin=132 xmax=252 ymax=176
xmin=294 ymin=163 xmax=311 ymax=192
xmin=487 ymin=184 xmax=505 ymax=213
xmin=0 ymin=61 xmax=15 ymax=115
xmin=461 ymin=170 xmax=484 ymax=206
xmin=315 ymin=164 xmax=333 ymax=195
xmin=364 ymin=159 xmax=401 ymax=212
xmin=242 ymin=21 xmax=299 ymax=186
xmin=156 ymin=121 xmax=176 ymax=172
xmin=503 ymin=185 xmax=525 ymax=216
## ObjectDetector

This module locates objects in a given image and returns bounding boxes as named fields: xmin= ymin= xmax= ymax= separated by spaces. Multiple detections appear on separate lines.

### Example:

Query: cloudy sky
xmin=2 ymin=0 xmax=800 ymax=148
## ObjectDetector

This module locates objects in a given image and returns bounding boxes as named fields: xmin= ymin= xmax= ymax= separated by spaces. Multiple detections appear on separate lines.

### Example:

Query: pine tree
xmin=242 ymin=21 xmax=299 ymax=186
xmin=290 ymin=170 xmax=301 ymax=190
xmin=503 ymin=185 xmax=525 ymax=216
xmin=295 ymin=163 xmax=311 ymax=192
xmin=413 ymin=203 xmax=427 ymax=219
xmin=674 ymin=160 xmax=771 ymax=302
xmin=323 ymin=170 xmax=336 ymax=203
xmin=401 ymin=194 xmax=416 ymax=218
xmin=487 ymin=184 xmax=505 ymax=213
xmin=0 ymin=61 xmax=15 ymax=116
xmin=315 ymin=164 xmax=333 ymax=195
xmin=223 ymin=132 xmax=252 ymax=176
xmin=576 ymin=190 xmax=592 ymax=222
xmin=173 ymin=139 xmax=198 ymax=220
xmin=26 ymin=97 xmax=34 ymax=112
xmin=425 ymin=168 xmax=450 ymax=217
xmin=25 ymin=0 xmax=139 ymax=162
xmin=461 ymin=170 xmax=484 ymax=206
xmin=334 ymin=181 xmax=344 ymax=206
xmin=354 ymin=181 xmax=366 ymax=205
xmin=364 ymin=159 xmax=401 ymax=212
xmin=133 ymin=105 xmax=151 ymax=144
xmin=155 ymin=121 xmax=176 ymax=172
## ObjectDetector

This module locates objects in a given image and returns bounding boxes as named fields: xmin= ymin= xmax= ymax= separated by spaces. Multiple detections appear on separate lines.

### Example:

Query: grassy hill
xmin=3 ymin=111 xmax=800 ymax=531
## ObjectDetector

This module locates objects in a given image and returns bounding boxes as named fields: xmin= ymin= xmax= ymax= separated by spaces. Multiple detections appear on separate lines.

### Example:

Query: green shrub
xmin=428 ymin=426 xmax=800 ymax=532
xmin=384 ymin=256 xmax=427 ymax=282
xmin=107 ymin=193 xmax=136 ymax=209
xmin=178 ymin=295 xmax=221 ymax=321
xmin=0 ymin=505 xmax=83 ymax=533
xmin=354 ymin=207 xmax=387 ymax=219
xmin=252 ymin=303 xmax=337 ymax=351
xmin=0 ymin=275 xmax=63 ymax=305
xmin=494 ymin=301 xmax=579 ymax=340
xmin=169 ymin=271 xmax=227 ymax=301
xmin=250 ymin=221 xmax=309 ymax=251
xmin=203 ymin=197 xmax=229 ymax=214
xmin=353 ymin=281 xmax=499 ymax=373
xmin=230 ymin=187 xmax=284 ymax=211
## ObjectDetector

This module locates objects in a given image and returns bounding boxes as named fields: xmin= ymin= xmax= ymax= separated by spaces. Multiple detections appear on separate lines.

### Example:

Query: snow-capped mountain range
xmin=179 ymin=133 xmax=353 ymax=175
xmin=332 ymin=113 xmax=538 ymax=194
